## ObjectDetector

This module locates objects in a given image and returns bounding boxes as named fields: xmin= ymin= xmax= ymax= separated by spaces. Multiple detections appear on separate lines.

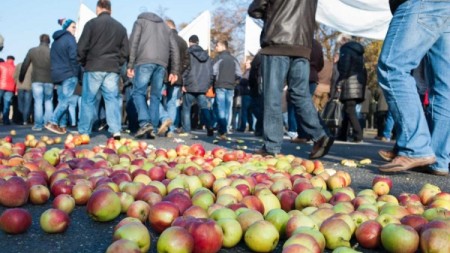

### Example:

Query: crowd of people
xmin=0 ymin=0 xmax=448 ymax=175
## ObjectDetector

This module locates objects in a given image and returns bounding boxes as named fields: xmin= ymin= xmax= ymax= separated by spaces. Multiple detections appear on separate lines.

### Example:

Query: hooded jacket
xmin=337 ymin=41 xmax=367 ymax=103
xmin=0 ymin=59 xmax=16 ymax=92
xmin=183 ymin=44 xmax=213 ymax=93
xmin=128 ymin=12 xmax=180 ymax=75
xmin=248 ymin=0 xmax=318 ymax=59
xmin=77 ymin=12 xmax=129 ymax=73
xmin=19 ymin=42 xmax=52 ymax=83
xmin=50 ymin=30 xmax=80 ymax=84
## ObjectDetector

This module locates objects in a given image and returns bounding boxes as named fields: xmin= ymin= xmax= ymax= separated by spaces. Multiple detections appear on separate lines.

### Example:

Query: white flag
xmin=179 ymin=11 xmax=211 ymax=52
xmin=76 ymin=3 xmax=97 ymax=42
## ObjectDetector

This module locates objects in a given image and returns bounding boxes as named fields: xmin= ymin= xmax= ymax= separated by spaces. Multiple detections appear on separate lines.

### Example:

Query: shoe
xmin=157 ymin=119 xmax=172 ymax=135
xmin=217 ymin=134 xmax=228 ymax=141
xmin=309 ymin=136 xmax=334 ymax=159
xmin=426 ymin=169 xmax=449 ymax=176
xmin=166 ymin=132 xmax=174 ymax=138
xmin=60 ymin=127 xmax=67 ymax=134
xmin=381 ymin=137 xmax=391 ymax=142
xmin=32 ymin=126 xmax=42 ymax=131
xmin=287 ymin=131 xmax=298 ymax=139
xmin=113 ymin=133 xmax=121 ymax=141
xmin=135 ymin=123 xmax=153 ymax=138
xmin=291 ymin=137 xmax=309 ymax=144
xmin=379 ymin=156 xmax=436 ymax=172
xmin=207 ymin=128 xmax=214 ymax=137
xmin=378 ymin=150 xmax=396 ymax=162
xmin=98 ymin=120 xmax=108 ymax=131
xmin=255 ymin=148 xmax=278 ymax=157
xmin=45 ymin=123 xmax=65 ymax=134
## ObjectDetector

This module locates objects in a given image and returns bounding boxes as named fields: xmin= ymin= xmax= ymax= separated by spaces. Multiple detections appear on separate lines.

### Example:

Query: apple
xmin=183 ymin=205 xmax=209 ymax=219
xmin=29 ymin=184 xmax=51 ymax=205
xmin=244 ymin=220 xmax=279 ymax=252
xmin=186 ymin=218 xmax=224 ymax=253
xmin=319 ymin=218 xmax=352 ymax=249
xmin=40 ymin=208 xmax=70 ymax=233
xmin=0 ymin=176 xmax=29 ymax=207
xmin=106 ymin=239 xmax=141 ymax=253
xmin=43 ymin=147 xmax=61 ymax=166
xmin=285 ymin=214 xmax=318 ymax=238
xmin=113 ymin=222 xmax=151 ymax=253
xmin=290 ymin=227 xmax=326 ymax=252
xmin=0 ymin=208 xmax=32 ymax=234
xmin=237 ymin=209 xmax=265 ymax=232
xmin=148 ymin=201 xmax=180 ymax=233
xmin=53 ymin=194 xmax=76 ymax=214
xmin=240 ymin=195 xmax=265 ymax=214
xmin=283 ymin=233 xmax=321 ymax=253
xmin=86 ymin=189 xmax=121 ymax=222
xmin=420 ymin=228 xmax=450 ymax=253
xmin=189 ymin=143 xmax=206 ymax=157
xmin=375 ymin=213 xmax=400 ymax=227
xmin=295 ymin=188 xmax=326 ymax=210
xmin=326 ymin=174 xmax=346 ymax=191
xmin=277 ymin=189 xmax=298 ymax=212
xmin=422 ymin=207 xmax=450 ymax=221
xmin=217 ymin=218 xmax=243 ymax=248
xmin=381 ymin=223 xmax=419 ymax=253
xmin=349 ymin=211 xmax=369 ymax=228
xmin=265 ymin=208 xmax=290 ymax=237
xmin=127 ymin=200 xmax=151 ymax=222
xmin=332 ymin=247 xmax=362 ymax=253
xmin=255 ymin=188 xmax=281 ymax=215
xmin=372 ymin=176 xmax=392 ymax=196
xmin=148 ymin=166 xmax=166 ymax=181
xmin=163 ymin=192 xmax=193 ymax=214
xmin=400 ymin=214 xmax=428 ymax=232
xmin=418 ymin=183 xmax=441 ymax=205
xmin=117 ymin=192 xmax=135 ymax=213
xmin=71 ymin=183 xmax=92 ymax=205
xmin=156 ymin=226 xmax=194 ymax=253
xmin=355 ymin=220 xmax=382 ymax=249
xmin=309 ymin=208 xmax=335 ymax=227
xmin=379 ymin=204 xmax=410 ymax=220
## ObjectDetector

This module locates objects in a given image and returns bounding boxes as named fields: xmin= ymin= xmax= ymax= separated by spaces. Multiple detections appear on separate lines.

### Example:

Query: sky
xmin=0 ymin=0 xmax=215 ymax=63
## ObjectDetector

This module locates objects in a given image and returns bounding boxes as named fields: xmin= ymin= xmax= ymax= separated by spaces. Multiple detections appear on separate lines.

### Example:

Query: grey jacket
xmin=128 ymin=12 xmax=180 ymax=75
xmin=19 ymin=42 xmax=52 ymax=83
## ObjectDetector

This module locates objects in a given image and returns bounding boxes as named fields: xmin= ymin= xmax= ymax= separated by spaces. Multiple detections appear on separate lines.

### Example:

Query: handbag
xmin=321 ymin=92 xmax=343 ymax=128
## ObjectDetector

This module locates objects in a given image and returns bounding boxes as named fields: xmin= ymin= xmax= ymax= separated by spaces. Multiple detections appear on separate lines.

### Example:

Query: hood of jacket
xmin=137 ymin=12 xmax=164 ymax=23
xmin=52 ymin=30 xmax=71 ymax=41
xmin=343 ymin=41 xmax=365 ymax=56
xmin=189 ymin=45 xmax=209 ymax=63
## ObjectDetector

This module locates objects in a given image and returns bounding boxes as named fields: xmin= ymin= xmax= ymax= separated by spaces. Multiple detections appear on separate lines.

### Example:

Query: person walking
xmin=45 ymin=18 xmax=80 ymax=135
xmin=377 ymin=0 xmax=449 ymax=176
xmin=248 ymin=0 xmax=334 ymax=159
xmin=0 ymin=56 xmax=16 ymax=125
xmin=14 ymin=63 xmax=33 ymax=125
xmin=127 ymin=12 xmax=180 ymax=139
xmin=19 ymin=34 xmax=53 ymax=131
xmin=77 ymin=0 xmax=129 ymax=139
xmin=181 ymin=35 xmax=214 ymax=136
xmin=213 ymin=40 xmax=242 ymax=140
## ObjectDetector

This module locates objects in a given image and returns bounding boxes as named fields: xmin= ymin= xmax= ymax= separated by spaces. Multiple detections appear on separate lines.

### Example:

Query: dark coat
xmin=249 ymin=53 xmax=262 ymax=97
xmin=166 ymin=29 xmax=189 ymax=85
xmin=183 ymin=45 xmax=213 ymax=94
xmin=248 ymin=0 xmax=318 ymax=59
xmin=309 ymin=39 xmax=324 ymax=83
xmin=337 ymin=41 xmax=367 ymax=103
xmin=19 ymin=42 xmax=52 ymax=83
xmin=50 ymin=30 xmax=80 ymax=84
xmin=213 ymin=51 xmax=241 ymax=90
xmin=77 ymin=12 xmax=129 ymax=73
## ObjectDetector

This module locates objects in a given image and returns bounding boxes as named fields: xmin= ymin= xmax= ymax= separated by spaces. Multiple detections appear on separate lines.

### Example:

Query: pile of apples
xmin=0 ymin=138 xmax=449 ymax=253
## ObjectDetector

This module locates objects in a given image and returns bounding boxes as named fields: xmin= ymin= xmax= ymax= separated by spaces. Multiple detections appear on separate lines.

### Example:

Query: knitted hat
xmin=189 ymin=35 xmax=199 ymax=44
xmin=58 ymin=18 xmax=75 ymax=31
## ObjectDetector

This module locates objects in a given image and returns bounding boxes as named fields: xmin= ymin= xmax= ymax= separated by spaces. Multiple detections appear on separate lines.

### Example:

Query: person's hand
xmin=182 ymin=86 xmax=186 ymax=93
xmin=168 ymin=74 xmax=178 ymax=85
xmin=127 ymin=68 xmax=135 ymax=78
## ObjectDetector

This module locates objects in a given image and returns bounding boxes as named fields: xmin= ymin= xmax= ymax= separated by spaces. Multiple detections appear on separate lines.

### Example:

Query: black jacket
xmin=50 ymin=30 xmax=80 ymax=84
xmin=183 ymin=45 xmax=213 ymax=93
xmin=166 ymin=29 xmax=189 ymax=85
xmin=77 ymin=12 xmax=129 ymax=73
xmin=19 ymin=42 xmax=52 ymax=83
xmin=248 ymin=0 xmax=318 ymax=59
xmin=213 ymin=51 xmax=241 ymax=90
xmin=309 ymin=39 xmax=324 ymax=83
xmin=337 ymin=41 xmax=367 ymax=103
xmin=249 ymin=53 xmax=262 ymax=97
xmin=389 ymin=0 xmax=408 ymax=14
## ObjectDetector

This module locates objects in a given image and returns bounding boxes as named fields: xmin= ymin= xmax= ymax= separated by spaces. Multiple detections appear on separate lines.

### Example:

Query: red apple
xmin=29 ymin=184 xmax=51 ymax=205
xmin=40 ymin=208 xmax=70 ymax=233
xmin=420 ymin=228 xmax=450 ymax=253
xmin=355 ymin=220 xmax=382 ymax=249
xmin=0 ymin=176 xmax=29 ymax=207
xmin=0 ymin=208 xmax=32 ymax=234
xmin=189 ymin=143 xmax=206 ymax=157
xmin=157 ymin=226 xmax=195 ymax=253
xmin=53 ymin=194 xmax=76 ymax=214
xmin=186 ymin=218 xmax=224 ymax=253
xmin=86 ymin=189 xmax=121 ymax=222
xmin=163 ymin=192 xmax=193 ymax=214
xmin=400 ymin=214 xmax=428 ymax=232
xmin=127 ymin=200 xmax=151 ymax=222
xmin=148 ymin=201 xmax=180 ymax=233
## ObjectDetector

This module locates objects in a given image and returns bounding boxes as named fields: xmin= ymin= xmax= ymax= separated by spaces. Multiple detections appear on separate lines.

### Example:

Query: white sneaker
xmin=287 ymin=131 xmax=298 ymax=139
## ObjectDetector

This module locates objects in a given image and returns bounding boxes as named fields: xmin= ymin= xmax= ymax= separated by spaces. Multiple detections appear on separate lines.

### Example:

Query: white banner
xmin=179 ymin=11 xmax=211 ymax=52
xmin=244 ymin=15 xmax=262 ymax=58
xmin=76 ymin=3 xmax=97 ymax=42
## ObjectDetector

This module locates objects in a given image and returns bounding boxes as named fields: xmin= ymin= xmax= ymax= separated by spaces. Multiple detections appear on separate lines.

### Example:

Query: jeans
xmin=382 ymin=110 xmax=395 ymax=139
xmin=159 ymin=84 xmax=180 ymax=133
xmin=182 ymin=92 xmax=212 ymax=132
xmin=50 ymin=77 xmax=78 ymax=127
xmin=238 ymin=95 xmax=253 ymax=131
xmin=18 ymin=89 xmax=32 ymax=124
xmin=214 ymin=88 xmax=234 ymax=135
xmin=78 ymin=72 xmax=121 ymax=135
xmin=0 ymin=90 xmax=13 ymax=124
xmin=124 ymin=85 xmax=139 ymax=133
xmin=262 ymin=55 xmax=326 ymax=153
xmin=66 ymin=95 xmax=80 ymax=127
xmin=32 ymin=82 xmax=54 ymax=129
xmin=132 ymin=63 xmax=166 ymax=131
xmin=377 ymin=0 xmax=450 ymax=171
xmin=339 ymin=100 xmax=363 ymax=141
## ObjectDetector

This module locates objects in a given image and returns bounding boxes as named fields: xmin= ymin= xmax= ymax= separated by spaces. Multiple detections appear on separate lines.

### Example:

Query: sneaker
xmin=287 ymin=131 xmax=298 ymax=139
xmin=157 ymin=119 xmax=172 ymax=135
xmin=381 ymin=137 xmax=391 ymax=142
xmin=217 ymin=134 xmax=228 ymax=141
xmin=255 ymin=147 xmax=278 ymax=157
xmin=135 ymin=123 xmax=154 ymax=138
xmin=45 ymin=123 xmax=65 ymax=134
xmin=32 ymin=126 xmax=42 ymax=131
xmin=60 ymin=127 xmax=67 ymax=134
xmin=113 ymin=133 xmax=121 ymax=141
xmin=207 ymin=128 xmax=214 ymax=137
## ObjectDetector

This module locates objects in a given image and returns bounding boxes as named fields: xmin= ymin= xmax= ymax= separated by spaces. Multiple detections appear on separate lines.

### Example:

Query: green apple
xmin=237 ymin=209 xmax=264 ymax=232
xmin=217 ymin=218 xmax=243 ymax=248
xmin=156 ymin=226 xmax=194 ymax=253
xmin=320 ymin=218 xmax=352 ymax=250
xmin=191 ymin=190 xmax=215 ymax=210
xmin=291 ymin=227 xmax=326 ymax=252
xmin=113 ymin=222 xmax=151 ymax=253
xmin=264 ymin=208 xmax=290 ymax=237
xmin=255 ymin=188 xmax=281 ymax=215
xmin=210 ymin=207 xmax=237 ymax=221
xmin=43 ymin=148 xmax=61 ymax=166
xmin=106 ymin=239 xmax=141 ymax=253
xmin=381 ymin=223 xmax=419 ymax=253
xmin=244 ymin=220 xmax=280 ymax=252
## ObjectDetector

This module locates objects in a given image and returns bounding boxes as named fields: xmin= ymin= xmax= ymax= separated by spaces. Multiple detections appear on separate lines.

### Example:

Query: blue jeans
xmin=262 ymin=55 xmax=326 ymax=153
xmin=382 ymin=110 xmax=395 ymax=139
xmin=159 ymin=84 xmax=180 ymax=133
xmin=50 ymin=77 xmax=78 ymax=127
xmin=377 ymin=0 xmax=450 ymax=171
xmin=182 ymin=92 xmax=212 ymax=132
xmin=0 ymin=90 xmax=13 ymax=124
xmin=238 ymin=95 xmax=253 ymax=131
xmin=132 ymin=63 xmax=166 ymax=131
xmin=18 ymin=89 xmax=32 ymax=124
xmin=32 ymin=82 xmax=54 ymax=129
xmin=215 ymin=88 xmax=234 ymax=135
xmin=78 ymin=72 xmax=121 ymax=135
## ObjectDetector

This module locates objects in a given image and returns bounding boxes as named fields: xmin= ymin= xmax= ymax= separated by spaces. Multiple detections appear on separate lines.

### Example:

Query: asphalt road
xmin=0 ymin=124 xmax=448 ymax=253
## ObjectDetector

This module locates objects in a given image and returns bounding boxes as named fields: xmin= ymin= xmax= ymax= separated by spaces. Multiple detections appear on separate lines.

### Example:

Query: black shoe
xmin=309 ymin=136 xmax=334 ymax=159
xmin=207 ymin=128 xmax=214 ymax=137
xmin=98 ymin=120 xmax=108 ymax=131
xmin=135 ymin=123 xmax=153 ymax=138
xmin=113 ymin=133 xmax=121 ymax=141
